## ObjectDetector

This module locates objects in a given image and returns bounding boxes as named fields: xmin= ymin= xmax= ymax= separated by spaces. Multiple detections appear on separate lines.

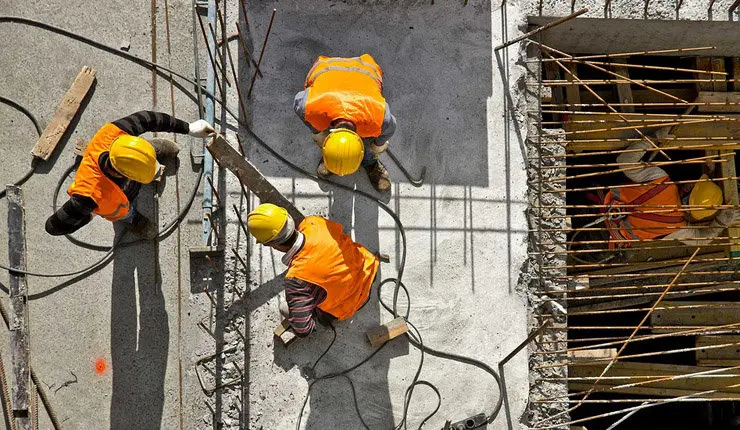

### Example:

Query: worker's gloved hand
xmin=369 ymin=140 xmax=390 ymax=157
xmin=312 ymin=131 xmax=328 ymax=147
xmin=713 ymin=208 xmax=740 ymax=228
xmin=189 ymin=120 xmax=216 ymax=138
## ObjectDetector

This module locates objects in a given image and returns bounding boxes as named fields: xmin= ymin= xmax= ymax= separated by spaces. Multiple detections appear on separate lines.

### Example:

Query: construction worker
xmin=603 ymin=139 xmax=738 ymax=248
xmin=294 ymin=54 xmax=397 ymax=193
xmin=247 ymin=203 xmax=379 ymax=336
xmin=45 ymin=111 xmax=215 ymax=238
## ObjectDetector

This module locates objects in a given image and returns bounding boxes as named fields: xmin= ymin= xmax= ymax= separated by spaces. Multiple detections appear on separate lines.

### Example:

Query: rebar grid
xmin=526 ymin=38 xmax=740 ymax=429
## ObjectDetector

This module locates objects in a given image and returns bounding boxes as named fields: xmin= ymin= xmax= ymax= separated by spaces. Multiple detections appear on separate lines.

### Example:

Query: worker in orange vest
xmin=604 ymin=139 xmax=738 ymax=248
xmin=45 ymin=111 xmax=215 ymax=238
xmin=246 ymin=203 xmax=379 ymax=336
xmin=294 ymin=54 xmax=397 ymax=193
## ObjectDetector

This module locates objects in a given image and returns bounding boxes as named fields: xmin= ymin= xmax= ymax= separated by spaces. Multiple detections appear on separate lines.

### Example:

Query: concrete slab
xmin=215 ymin=0 xmax=531 ymax=428
xmin=0 ymin=0 xmax=212 ymax=428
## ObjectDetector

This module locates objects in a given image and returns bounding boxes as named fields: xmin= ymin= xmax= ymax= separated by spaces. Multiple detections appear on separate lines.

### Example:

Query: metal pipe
xmin=200 ymin=0 xmax=217 ymax=244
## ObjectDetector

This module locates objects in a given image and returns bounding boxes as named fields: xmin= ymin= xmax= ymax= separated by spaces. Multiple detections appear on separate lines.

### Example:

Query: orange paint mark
xmin=94 ymin=358 xmax=108 ymax=375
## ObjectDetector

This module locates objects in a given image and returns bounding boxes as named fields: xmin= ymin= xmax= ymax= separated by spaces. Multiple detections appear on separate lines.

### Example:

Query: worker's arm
xmin=284 ymin=278 xmax=327 ymax=337
xmin=293 ymin=91 xmax=320 ymax=133
xmin=373 ymin=103 xmax=396 ymax=146
xmin=112 ymin=111 xmax=190 ymax=136
xmin=617 ymin=141 xmax=668 ymax=183
xmin=45 ymin=195 xmax=97 ymax=235
xmin=664 ymin=208 xmax=740 ymax=246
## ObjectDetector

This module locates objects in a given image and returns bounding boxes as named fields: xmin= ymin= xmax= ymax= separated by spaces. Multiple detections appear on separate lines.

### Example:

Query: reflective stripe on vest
xmin=285 ymin=216 xmax=379 ymax=320
xmin=303 ymin=54 xmax=387 ymax=137
xmin=67 ymin=123 xmax=131 ymax=221
xmin=603 ymin=176 xmax=686 ymax=247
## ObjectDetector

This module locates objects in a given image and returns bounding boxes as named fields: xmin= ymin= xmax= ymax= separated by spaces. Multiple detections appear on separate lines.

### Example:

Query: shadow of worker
xmin=274 ymin=178 xmax=405 ymax=429
xmin=109 ymin=200 xmax=169 ymax=429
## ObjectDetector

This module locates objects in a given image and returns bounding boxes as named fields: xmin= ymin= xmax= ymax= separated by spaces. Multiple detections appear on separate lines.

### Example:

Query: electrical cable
xmin=0 ymin=95 xmax=43 ymax=200
xmin=0 ymin=15 xmax=505 ymax=428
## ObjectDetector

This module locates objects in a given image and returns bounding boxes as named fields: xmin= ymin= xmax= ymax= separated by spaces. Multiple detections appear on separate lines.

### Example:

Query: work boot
xmin=364 ymin=160 xmax=391 ymax=193
xmin=148 ymin=138 xmax=181 ymax=161
xmin=317 ymin=160 xmax=333 ymax=178
xmin=128 ymin=212 xmax=160 ymax=241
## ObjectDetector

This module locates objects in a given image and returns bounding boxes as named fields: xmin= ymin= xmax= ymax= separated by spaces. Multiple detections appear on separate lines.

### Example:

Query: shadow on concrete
xmin=109 ymin=188 xmax=169 ymax=430
xmin=241 ymin=0 xmax=492 ymax=187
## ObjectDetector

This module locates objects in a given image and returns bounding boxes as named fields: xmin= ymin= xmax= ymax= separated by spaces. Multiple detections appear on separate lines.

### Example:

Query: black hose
xmin=0 ymin=95 xmax=43 ymax=200
xmin=0 ymin=15 xmax=504 ymax=427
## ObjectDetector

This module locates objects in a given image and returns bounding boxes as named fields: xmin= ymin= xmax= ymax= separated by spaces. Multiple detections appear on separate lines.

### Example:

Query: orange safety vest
xmin=603 ymin=176 xmax=687 ymax=248
xmin=303 ymin=54 xmax=387 ymax=138
xmin=67 ymin=123 xmax=131 ymax=221
xmin=286 ymin=216 xmax=379 ymax=320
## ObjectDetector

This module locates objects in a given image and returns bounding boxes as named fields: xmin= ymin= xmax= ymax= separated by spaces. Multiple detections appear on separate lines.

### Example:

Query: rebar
xmin=247 ymin=8 xmax=275 ymax=98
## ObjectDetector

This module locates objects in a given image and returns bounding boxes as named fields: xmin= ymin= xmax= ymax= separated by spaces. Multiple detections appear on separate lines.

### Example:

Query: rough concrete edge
xmin=516 ymin=40 xmax=570 ymax=430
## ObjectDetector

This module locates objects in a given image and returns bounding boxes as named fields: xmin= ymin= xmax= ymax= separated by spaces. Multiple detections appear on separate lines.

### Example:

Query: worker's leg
xmin=362 ymin=140 xmax=391 ymax=192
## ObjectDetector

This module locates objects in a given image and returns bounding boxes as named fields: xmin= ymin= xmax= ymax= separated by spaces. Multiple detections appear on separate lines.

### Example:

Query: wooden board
xmin=579 ymin=88 xmax=697 ymax=106
xmin=696 ymin=335 xmax=740 ymax=366
xmin=563 ymin=113 xmax=740 ymax=152
xmin=733 ymin=58 xmax=740 ymax=92
xmin=367 ymin=317 xmax=408 ymax=347
xmin=568 ymin=348 xmax=616 ymax=361
xmin=565 ymin=62 xmax=580 ymax=111
xmin=569 ymin=361 xmax=740 ymax=398
xmin=695 ymin=57 xmax=726 ymax=92
xmin=696 ymin=92 xmax=740 ymax=113
xmin=612 ymin=58 xmax=634 ymax=113
xmin=650 ymin=301 xmax=740 ymax=333
xmin=206 ymin=135 xmax=304 ymax=225
xmin=273 ymin=319 xmax=298 ymax=346
xmin=31 ymin=66 xmax=96 ymax=160
xmin=6 ymin=186 xmax=30 ymax=425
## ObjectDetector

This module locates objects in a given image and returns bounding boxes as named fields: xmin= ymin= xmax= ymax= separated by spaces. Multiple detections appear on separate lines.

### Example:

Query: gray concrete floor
xmin=0 ymin=0 xmax=534 ymax=428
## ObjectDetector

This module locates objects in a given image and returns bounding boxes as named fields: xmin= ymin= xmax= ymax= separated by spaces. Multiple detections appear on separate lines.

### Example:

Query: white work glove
xmin=189 ymin=120 xmax=216 ymax=138
xmin=713 ymin=208 xmax=740 ymax=228
xmin=312 ymin=131 xmax=329 ymax=147
xmin=369 ymin=140 xmax=390 ymax=157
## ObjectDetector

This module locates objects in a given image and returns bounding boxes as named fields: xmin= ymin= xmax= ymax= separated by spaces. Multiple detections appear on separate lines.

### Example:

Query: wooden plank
xmin=565 ymin=62 xmax=580 ymax=111
xmin=31 ymin=66 xmax=96 ymax=160
xmin=568 ymin=348 xmax=616 ymax=361
xmin=696 ymin=91 xmax=740 ymax=113
xmin=544 ymin=62 xmax=564 ymax=122
xmin=733 ymin=58 xmax=740 ymax=92
xmin=650 ymin=301 xmax=740 ymax=333
xmin=718 ymin=150 xmax=740 ymax=258
xmin=569 ymin=361 xmax=740 ymax=398
xmin=579 ymin=88 xmax=697 ymax=106
xmin=366 ymin=317 xmax=409 ymax=347
xmin=273 ymin=319 xmax=298 ymax=346
xmin=206 ymin=135 xmax=304 ymax=225
xmin=696 ymin=335 xmax=740 ymax=366
xmin=6 ymin=186 xmax=30 ymax=430
xmin=696 ymin=57 xmax=714 ymax=92
xmin=711 ymin=58 xmax=727 ymax=92
xmin=612 ymin=59 xmax=634 ymax=113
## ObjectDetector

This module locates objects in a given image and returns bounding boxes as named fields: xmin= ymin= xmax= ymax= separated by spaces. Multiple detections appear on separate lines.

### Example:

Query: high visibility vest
xmin=303 ymin=54 xmax=387 ymax=138
xmin=603 ymin=176 xmax=687 ymax=248
xmin=67 ymin=123 xmax=131 ymax=221
xmin=286 ymin=216 xmax=379 ymax=320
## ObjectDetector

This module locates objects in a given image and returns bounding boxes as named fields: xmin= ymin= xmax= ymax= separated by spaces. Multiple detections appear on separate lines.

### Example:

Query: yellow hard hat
xmin=247 ymin=203 xmax=291 ymax=244
xmin=109 ymin=135 xmax=158 ymax=183
xmin=689 ymin=174 xmax=723 ymax=221
xmin=321 ymin=129 xmax=364 ymax=176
